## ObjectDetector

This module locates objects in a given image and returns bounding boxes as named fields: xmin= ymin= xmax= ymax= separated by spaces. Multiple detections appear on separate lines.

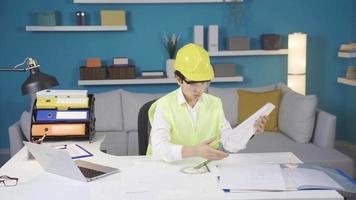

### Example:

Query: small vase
xmin=166 ymin=59 xmax=175 ymax=78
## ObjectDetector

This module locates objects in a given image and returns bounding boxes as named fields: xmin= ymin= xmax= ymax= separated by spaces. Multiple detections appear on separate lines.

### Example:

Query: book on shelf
xmin=339 ymin=43 xmax=356 ymax=52
xmin=113 ymin=57 xmax=129 ymax=65
xmin=141 ymin=71 xmax=165 ymax=76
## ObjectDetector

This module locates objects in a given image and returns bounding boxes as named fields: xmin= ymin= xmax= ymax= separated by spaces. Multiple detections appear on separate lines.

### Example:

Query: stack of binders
xmin=31 ymin=90 xmax=95 ymax=141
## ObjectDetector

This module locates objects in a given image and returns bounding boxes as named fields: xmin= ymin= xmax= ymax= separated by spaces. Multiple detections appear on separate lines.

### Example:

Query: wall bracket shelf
xmin=337 ymin=77 xmax=356 ymax=87
xmin=78 ymin=76 xmax=243 ymax=86
xmin=338 ymin=52 xmax=356 ymax=58
xmin=74 ymin=0 xmax=242 ymax=3
xmin=209 ymin=49 xmax=289 ymax=57
xmin=25 ymin=26 xmax=128 ymax=32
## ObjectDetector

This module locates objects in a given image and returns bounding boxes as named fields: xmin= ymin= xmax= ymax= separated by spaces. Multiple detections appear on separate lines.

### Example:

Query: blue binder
xmin=36 ymin=110 xmax=89 ymax=122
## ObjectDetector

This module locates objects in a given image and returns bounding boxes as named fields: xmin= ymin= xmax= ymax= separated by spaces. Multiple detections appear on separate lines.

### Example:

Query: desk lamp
xmin=0 ymin=57 xmax=59 ymax=95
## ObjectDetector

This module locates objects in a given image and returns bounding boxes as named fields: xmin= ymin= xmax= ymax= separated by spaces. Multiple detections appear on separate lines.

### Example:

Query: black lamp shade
xmin=21 ymin=68 xmax=59 ymax=96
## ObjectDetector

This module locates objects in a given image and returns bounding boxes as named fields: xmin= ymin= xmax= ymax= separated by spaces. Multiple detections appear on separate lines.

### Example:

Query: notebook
xmin=24 ymin=142 xmax=119 ymax=182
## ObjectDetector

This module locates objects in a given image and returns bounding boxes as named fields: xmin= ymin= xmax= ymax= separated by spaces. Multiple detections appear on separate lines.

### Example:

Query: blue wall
xmin=0 ymin=0 xmax=355 ymax=149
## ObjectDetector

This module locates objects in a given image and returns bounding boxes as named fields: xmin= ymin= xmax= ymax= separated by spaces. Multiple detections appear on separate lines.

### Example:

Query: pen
xmin=193 ymin=160 xmax=212 ymax=170
xmin=204 ymin=162 xmax=210 ymax=172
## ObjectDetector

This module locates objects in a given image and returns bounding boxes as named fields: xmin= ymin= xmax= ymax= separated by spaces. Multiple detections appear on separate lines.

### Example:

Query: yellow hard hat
xmin=174 ymin=43 xmax=214 ymax=81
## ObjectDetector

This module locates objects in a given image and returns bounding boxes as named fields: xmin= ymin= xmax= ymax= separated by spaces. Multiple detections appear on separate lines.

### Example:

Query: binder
xmin=36 ymin=90 xmax=87 ymax=98
xmin=194 ymin=25 xmax=204 ymax=47
xmin=208 ymin=25 xmax=219 ymax=52
xmin=32 ymin=124 xmax=86 ymax=137
xmin=36 ymin=97 xmax=89 ymax=110
xmin=36 ymin=110 xmax=89 ymax=122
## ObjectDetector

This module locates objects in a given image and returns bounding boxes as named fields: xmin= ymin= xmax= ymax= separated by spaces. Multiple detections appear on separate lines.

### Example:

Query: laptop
xmin=24 ymin=141 xmax=120 ymax=182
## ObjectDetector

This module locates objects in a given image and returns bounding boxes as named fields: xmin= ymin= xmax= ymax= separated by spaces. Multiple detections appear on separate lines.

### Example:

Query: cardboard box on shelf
xmin=100 ymin=10 xmax=126 ymax=26
xmin=226 ymin=37 xmax=250 ymax=51
xmin=212 ymin=63 xmax=236 ymax=77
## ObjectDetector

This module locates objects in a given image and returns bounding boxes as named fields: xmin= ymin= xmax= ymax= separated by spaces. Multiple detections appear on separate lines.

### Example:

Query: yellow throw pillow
xmin=238 ymin=89 xmax=281 ymax=132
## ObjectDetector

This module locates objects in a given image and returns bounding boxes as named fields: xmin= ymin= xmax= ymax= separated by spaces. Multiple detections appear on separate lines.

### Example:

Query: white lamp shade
xmin=288 ymin=75 xmax=306 ymax=95
xmin=288 ymin=33 xmax=307 ymax=74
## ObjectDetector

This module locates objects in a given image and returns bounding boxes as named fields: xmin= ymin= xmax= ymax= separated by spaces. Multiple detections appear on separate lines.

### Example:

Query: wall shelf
xmin=338 ymin=52 xmax=356 ymax=58
xmin=74 ymin=0 xmax=241 ymax=3
xmin=209 ymin=49 xmax=289 ymax=57
xmin=78 ymin=76 xmax=243 ymax=85
xmin=25 ymin=25 xmax=128 ymax=32
xmin=337 ymin=77 xmax=356 ymax=87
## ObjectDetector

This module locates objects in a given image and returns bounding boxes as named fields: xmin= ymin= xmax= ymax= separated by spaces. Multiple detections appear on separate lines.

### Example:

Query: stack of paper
xmin=219 ymin=163 xmax=286 ymax=191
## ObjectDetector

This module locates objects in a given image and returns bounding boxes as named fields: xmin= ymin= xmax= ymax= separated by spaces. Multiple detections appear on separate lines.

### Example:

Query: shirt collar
xmin=176 ymin=87 xmax=204 ymax=107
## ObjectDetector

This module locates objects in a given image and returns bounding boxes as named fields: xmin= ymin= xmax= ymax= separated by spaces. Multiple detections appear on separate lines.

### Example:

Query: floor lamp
xmin=0 ymin=57 xmax=59 ymax=110
xmin=288 ymin=33 xmax=307 ymax=95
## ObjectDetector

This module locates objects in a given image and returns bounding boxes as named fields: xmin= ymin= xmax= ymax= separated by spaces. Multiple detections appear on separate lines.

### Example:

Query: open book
xmin=219 ymin=164 xmax=345 ymax=192
xmin=283 ymin=167 xmax=344 ymax=191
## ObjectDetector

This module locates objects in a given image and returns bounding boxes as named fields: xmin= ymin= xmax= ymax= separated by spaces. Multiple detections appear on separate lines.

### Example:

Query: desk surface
xmin=0 ymin=135 xmax=343 ymax=200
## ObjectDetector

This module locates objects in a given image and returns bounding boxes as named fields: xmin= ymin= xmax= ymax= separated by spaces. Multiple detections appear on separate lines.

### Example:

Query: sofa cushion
xmin=279 ymin=92 xmax=317 ymax=143
xmin=238 ymin=89 xmax=281 ymax=131
xmin=121 ymin=90 xmax=164 ymax=131
xmin=208 ymin=85 xmax=276 ymax=127
xmin=94 ymin=89 xmax=123 ymax=132
xmin=276 ymin=82 xmax=293 ymax=94
xmin=208 ymin=87 xmax=239 ymax=127
xmin=238 ymin=132 xmax=354 ymax=177
xmin=127 ymin=131 xmax=139 ymax=155
xmin=20 ymin=111 xmax=31 ymax=141
xmin=98 ymin=131 xmax=128 ymax=156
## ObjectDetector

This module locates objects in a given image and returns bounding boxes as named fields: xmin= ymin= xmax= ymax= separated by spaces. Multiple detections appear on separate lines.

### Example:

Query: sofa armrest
xmin=312 ymin=109 xmax=336 ymax=148
xmin=8 ymin=121 xmax=26 ymax=157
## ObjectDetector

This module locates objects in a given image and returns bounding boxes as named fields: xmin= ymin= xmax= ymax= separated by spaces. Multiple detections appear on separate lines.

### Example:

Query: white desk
xmin=0 ymin=135 xmax=343 ymax=200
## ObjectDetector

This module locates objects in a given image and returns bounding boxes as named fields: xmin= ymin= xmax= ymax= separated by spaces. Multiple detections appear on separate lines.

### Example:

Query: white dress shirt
xmin=150 ymin=89 xmax=250 ymax=162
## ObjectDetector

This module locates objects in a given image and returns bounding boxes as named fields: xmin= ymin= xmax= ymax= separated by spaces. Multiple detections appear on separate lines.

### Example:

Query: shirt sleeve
xmin=220 ymin=114 xmax=251 ymax=153
xmin=150 ymin=105 xmax=183 ymax=162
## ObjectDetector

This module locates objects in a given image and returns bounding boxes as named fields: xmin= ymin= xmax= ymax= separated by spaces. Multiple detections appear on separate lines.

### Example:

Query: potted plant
xmin=224 ymin=0 xmax=244 ymax=33
xmin=163 ymin=32 xmax=181 ymax=78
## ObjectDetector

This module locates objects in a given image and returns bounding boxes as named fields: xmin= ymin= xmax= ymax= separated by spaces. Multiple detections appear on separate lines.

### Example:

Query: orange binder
xmin=32 ymin=124 xmax=86 ymax=136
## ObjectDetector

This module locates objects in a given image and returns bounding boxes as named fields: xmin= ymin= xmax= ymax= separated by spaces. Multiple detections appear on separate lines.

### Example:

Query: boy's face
xmin=177 ymin=77 xmax=209 ymax=103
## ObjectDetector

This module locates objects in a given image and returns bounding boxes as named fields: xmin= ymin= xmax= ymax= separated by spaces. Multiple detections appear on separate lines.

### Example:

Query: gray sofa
xmin=8 ymin=83 xmax=355 ymax=177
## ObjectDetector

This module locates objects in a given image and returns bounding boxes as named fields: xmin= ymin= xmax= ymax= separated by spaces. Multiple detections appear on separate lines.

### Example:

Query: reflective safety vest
xmin=146 ymin=88 xmax=223 ymax=155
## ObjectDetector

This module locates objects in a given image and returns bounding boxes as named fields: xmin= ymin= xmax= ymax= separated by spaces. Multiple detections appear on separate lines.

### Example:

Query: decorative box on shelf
xmin=34 ymin=10 xmax=61 ymax=26
xmin=226 ymin=37 xmax=250 ymax=51
xmin=108 ymin=65 xmax=136 ymax=79
xmin=31 ymin=93 xmax=95 ymax=141
xmin=80 ymin=66 xmax=107 ymax=80
xmin=212 ymin=63 xmax=236 ymax=77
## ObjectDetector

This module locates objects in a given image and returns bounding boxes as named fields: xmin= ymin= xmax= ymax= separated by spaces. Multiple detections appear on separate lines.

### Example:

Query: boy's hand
xmin=182 ymin=137 xmax=228 ymax=160
xmin=254 ymin=116 xmax=268 ymax=134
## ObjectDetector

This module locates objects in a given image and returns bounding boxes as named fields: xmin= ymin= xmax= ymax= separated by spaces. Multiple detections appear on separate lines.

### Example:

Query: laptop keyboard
xmin=78 ymin=166 xmax=105 ymax=178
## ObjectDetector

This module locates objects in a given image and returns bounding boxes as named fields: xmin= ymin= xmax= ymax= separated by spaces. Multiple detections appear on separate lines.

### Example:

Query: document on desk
xmin=220 ymin=163 xmax=286 ymax=191
xmin=53 ymin=144 xmax=93 ymax=159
